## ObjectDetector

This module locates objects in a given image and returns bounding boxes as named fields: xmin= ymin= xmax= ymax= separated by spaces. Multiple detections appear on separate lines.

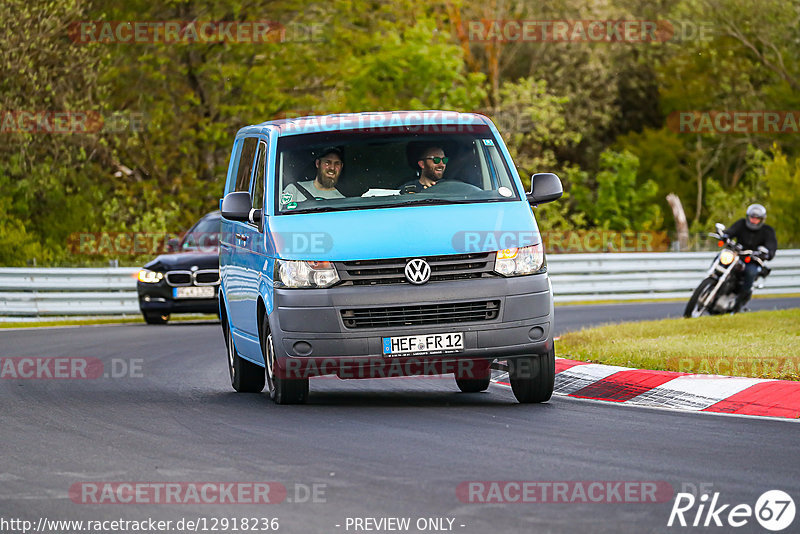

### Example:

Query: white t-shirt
xmin=281 ymin=181 xmax=344 ymax=205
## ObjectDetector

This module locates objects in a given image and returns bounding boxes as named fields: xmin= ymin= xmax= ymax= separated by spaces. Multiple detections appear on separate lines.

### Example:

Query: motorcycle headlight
xmin=719 ymin=249 xmax=736 ymax=266
xmin=137 ymin=269 xmax=163 ymax=283
xmin=494 ymin=244 xmax=546 ymax=276
xmin=275 ymin=259 xmax=340 ymax=288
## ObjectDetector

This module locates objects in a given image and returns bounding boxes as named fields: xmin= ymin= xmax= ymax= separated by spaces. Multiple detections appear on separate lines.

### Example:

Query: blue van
xmin=219 ymin=111 xmax=562 ymax=404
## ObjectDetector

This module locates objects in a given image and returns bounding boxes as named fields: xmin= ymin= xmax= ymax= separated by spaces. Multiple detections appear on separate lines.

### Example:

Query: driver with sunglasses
xmin=400 ymin=146 xmax=449 ymax=193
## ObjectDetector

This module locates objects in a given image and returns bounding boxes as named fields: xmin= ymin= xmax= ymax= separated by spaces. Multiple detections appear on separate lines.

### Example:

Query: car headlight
xmin=719 ymin=249 xmax=736 ymax=266
xmin=494 ymin=244 xmax=545 ymax=276
xmin=275 ymin=260 xmax=340 ymax=288
xmin=138 ymin=269 xmax=164 ymax=283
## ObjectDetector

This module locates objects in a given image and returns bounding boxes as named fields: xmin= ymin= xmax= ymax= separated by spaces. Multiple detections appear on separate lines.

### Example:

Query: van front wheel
xmin=508 ymin=347 xmax=555 ymax=403
xmin=262 ymin=315 xmax=309 ymax=405
xmin=226 ymin=321 xmax=265 ymax=393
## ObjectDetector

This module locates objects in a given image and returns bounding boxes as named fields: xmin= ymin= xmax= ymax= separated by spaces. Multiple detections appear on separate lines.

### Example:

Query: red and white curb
xmin=494 ymin=358 xmax=800 ymax=419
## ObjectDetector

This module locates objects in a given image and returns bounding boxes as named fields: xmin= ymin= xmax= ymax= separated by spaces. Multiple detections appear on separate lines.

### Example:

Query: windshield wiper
xmin=284 ymin=205 xmax=365 ymax=214
xmin=396 ymin=197 xmax=481 ymax=206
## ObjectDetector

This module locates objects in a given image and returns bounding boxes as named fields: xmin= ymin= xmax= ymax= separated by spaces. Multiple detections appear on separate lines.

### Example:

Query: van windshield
xmin=275 ymin=128 xmax=520 ymax=214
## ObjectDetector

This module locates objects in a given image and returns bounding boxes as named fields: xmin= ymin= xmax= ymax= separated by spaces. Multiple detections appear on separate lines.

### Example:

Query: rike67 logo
xmin=668 ymin=489 xmax=795 ymax=531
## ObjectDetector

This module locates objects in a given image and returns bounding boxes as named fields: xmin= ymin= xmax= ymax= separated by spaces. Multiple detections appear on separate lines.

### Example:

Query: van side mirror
xmin=527 ymin=173 xmax=563 ymax=206
xmin=221 ymin=191 xmax=262 ymax=225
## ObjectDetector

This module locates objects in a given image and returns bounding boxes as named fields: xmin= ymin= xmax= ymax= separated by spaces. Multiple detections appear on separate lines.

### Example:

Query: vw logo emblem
xmin=404 ymin=259 xmax=431 ymax=285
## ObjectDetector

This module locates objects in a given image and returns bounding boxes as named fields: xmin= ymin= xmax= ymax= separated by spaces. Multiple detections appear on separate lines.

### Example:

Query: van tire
xmin=262 ymin=315 xmax=309 ymax=405
xmin=456 ymin=376 xmax=491 ymax=393
xmin=226 ymin=320 xmax=265 ymax=393
xmin=455 ymin=360 xmax=492 ymax=392
xmin=508 ymin=347 xmax=555 ymax=403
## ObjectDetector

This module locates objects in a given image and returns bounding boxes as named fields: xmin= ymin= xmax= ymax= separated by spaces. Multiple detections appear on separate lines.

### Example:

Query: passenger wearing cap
xmin=722 ymin=203 xmax=778 ymax=311
xmin=281 ymin=147 xmax=345 ymax=204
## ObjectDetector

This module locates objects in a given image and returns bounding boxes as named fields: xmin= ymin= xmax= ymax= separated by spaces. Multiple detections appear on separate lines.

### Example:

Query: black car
xmin=137 ymin=211 xmax=221 ymax=324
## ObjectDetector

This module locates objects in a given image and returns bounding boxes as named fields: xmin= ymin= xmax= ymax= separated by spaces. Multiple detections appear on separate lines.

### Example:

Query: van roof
xmin=235 ymin=110 xmax=493 ymax=138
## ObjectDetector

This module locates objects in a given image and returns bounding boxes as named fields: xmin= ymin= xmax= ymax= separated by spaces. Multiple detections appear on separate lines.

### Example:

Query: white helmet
xmin=745 ymin=203 xmax=766 ymax=230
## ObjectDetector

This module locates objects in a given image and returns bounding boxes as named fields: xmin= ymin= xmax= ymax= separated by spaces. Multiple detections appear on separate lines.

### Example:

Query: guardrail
xmin=1 ymin=251 xmax=798 ymax=318
xmin=548 ymin=250 xmax=800 ymax=302
xmin=0 ymin=267 xmax=140 ymax=318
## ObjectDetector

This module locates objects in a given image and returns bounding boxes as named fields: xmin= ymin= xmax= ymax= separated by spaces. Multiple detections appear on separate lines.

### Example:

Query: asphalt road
xmin=1 ymin=300 xmax=799 ymax=534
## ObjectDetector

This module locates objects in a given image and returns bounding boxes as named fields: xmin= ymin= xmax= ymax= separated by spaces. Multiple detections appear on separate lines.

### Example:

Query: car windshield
xmin=181 ymin=214 xmax=220 ymax=251
xmin=275 ymin=128 xmax=520 ymax=214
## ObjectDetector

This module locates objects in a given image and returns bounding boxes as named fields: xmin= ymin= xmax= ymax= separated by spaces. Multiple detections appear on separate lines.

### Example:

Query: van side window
xmin=235 ymin=137 xmax=259 ymax=192
xmin=252 ymin=140 xmax=267 ymax=210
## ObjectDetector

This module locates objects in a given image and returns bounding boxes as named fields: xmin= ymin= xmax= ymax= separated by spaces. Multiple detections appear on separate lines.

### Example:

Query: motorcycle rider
xmin=722 ymin=203 xmax=777 ymax=311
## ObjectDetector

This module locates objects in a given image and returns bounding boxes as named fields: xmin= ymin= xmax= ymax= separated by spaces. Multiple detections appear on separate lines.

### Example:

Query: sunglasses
xmin=423 ymin=156 xmax=449 ymax=164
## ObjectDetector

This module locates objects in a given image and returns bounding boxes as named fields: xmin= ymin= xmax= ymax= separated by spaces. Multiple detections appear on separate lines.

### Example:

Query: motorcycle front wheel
xmin=684 ymin=277 xmax=716 ymax=318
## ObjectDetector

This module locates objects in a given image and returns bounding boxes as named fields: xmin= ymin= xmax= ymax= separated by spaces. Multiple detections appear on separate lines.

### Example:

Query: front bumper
xmin=268 ymin=274 xmax=553 ymax=377
xmin=137 ymin=282 xmax=220 ymax=315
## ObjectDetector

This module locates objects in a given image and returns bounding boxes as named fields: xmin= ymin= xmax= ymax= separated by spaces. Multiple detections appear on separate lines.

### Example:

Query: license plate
xmin=382 ymin=332 xmax=464 ymax=356
xmin=174 ymin=286 xmax=215 ymax=299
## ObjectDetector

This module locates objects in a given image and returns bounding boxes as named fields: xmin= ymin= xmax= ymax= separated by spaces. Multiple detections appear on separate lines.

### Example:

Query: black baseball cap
xmin=316 ymin=146 xmax=343 ymax=160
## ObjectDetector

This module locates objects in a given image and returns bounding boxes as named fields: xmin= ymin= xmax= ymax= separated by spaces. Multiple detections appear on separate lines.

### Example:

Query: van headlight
xmin=494 ymin=244 xmax=545 ymax=276
xmin=719 ymin=249 xmax=736 ymax=266
xmin=275 ymin=260 xmax=340 ymax=288
xmin=137 ymin=269 xmax=163 ymax=283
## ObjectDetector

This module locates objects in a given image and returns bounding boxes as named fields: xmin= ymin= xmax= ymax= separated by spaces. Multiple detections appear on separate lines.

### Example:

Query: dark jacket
xmin=723 ymin=218 xmax=778 ymax=260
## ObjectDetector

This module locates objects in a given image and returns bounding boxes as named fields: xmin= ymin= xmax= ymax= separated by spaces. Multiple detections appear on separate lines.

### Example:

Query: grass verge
xmin=0 ymin=314 xmax=219 ymax=329
xmin=557 ymin=308 xmax=800 ymax=380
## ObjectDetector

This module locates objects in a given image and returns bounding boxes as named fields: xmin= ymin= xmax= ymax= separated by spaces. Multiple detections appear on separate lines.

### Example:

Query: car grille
xmin=194 ymin=270 xmax=220 ymax=285
xmin=335 ymin=253 xmax=495 ymax=286
xmin=165 ymin=269 xmax=219 ymax=286
xmin=341 ymin=300 xmax=501 ymax=329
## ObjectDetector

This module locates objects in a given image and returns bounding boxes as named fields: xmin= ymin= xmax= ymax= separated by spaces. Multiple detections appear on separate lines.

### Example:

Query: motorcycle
xmin=683 ymin=223 xmax=771 ymax=318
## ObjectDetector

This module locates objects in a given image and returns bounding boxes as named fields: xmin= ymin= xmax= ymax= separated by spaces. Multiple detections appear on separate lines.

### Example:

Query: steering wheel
xmin=423 ymin=180 xmax=483 ymax=194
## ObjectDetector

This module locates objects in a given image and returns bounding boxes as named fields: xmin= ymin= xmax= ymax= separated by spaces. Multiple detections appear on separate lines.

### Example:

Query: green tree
xmin=574 ymin=149 xmax=662 ymax=231
xmin=493 ymin=77 xmax=580 ymax=184
xmin=0 ymin=0 xmax=114 ymax=265
xmin=762 ymin=146 xmax=800 ymax=247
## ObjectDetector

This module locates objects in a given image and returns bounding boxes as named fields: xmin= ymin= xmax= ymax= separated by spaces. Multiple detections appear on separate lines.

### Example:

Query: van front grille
xmin=335 ymin=253 xmax=495 ymax=286
xmin=341 ymin=300 xmax=500 ymax=329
